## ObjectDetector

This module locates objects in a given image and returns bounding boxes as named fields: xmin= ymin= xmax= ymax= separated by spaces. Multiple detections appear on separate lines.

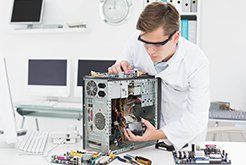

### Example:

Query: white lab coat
xmin=117 ymin=32 xmax=210 ymax=150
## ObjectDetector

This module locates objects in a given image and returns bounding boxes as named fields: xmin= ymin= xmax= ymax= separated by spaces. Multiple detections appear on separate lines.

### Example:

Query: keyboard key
xmin=17 ymin=131 xmax=49 ymax=154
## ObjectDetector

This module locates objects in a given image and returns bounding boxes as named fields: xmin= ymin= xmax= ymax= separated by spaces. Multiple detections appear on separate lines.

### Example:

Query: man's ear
xmin=173 ymin=31 xmax=180 ymax=43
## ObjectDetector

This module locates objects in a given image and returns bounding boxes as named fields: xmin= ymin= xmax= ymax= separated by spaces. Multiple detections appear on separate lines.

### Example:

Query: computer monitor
xmin=0 ymin=57 xmax=17 ymax=144
xmin=27 ymin=58 xmax=70 ymax=99
xmin=10 ymin=0 xmax=44 ymax=25
xmin=74 ymin=59 xmax=116 ymax=98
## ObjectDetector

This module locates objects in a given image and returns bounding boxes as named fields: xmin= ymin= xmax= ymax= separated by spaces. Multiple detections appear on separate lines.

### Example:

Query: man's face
xmin=139 ymin=27 xmax=179 ymax=63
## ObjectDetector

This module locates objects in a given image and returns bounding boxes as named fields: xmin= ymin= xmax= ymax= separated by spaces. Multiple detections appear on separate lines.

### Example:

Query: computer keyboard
xmin=209 ymin=110 xmax=246 ymax=121
xmin=16 ymin=131 xmax=49 ymax=154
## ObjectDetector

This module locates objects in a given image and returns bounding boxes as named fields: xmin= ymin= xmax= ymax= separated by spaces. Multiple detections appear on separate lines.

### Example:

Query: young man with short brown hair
xmin=108 ymin=2 xmax=210 ymax=150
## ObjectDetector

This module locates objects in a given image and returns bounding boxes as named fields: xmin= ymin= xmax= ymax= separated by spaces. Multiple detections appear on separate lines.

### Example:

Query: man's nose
xmin=146 ymin=45 xmax=156 ymax=55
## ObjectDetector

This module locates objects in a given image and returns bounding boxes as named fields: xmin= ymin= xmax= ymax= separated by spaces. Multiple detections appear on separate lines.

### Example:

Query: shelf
xmin=180 ymin=12 xmax=198 ymax=16
xmin=181 ymin=15 xmax=197 ymax=20
xmin=13 ymin=27 xmax=87 ymax=34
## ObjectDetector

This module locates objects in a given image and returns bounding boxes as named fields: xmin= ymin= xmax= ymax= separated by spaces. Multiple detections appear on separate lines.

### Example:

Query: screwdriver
xmin=125 ymin=154 xmax=152 ymax=165
xmin=123 ymin=155 xmax=141 ymax=165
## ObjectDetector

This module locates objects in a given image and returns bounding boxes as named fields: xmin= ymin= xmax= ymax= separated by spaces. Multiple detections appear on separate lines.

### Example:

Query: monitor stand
xmin=46 ymin=96 xmax=59 ymax=102
xmin=27 ymin=24 xmax=63 ymax=29
xmin=15 ymin=24 xmax=64 ymax=31
xmin=14 ymin=24 xmax=34 ymax=30
xmin=26 ymin=24 xmax=34 ymax=29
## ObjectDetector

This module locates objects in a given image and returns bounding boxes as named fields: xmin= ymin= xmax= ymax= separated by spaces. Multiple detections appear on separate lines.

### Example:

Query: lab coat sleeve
xmin=161 ymin=58 xmax=210 ymax=150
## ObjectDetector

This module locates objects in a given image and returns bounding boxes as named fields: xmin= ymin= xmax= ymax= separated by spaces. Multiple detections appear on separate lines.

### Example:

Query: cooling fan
xmin=86 ymin=80 xmax=98 ymax=96
xmin=94 ymin=112 xmax=106 ymax=130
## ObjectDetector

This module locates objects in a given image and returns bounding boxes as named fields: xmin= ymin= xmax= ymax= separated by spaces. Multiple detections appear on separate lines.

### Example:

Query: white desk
xmin=15 ymin=102 xmax=82 ymax=131
xmin=0 ymin=139 xmax=244 ymax=165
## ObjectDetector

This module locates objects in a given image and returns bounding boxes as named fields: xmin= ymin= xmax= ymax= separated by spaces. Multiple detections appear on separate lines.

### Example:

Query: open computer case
xmin=82 ymin=72 xmax=161 ymax=154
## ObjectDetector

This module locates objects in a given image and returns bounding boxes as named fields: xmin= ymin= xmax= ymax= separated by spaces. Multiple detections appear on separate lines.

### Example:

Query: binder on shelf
xmin=191 ymin=0 xmax=197 ymax=12
xmin=181 ymin=19 xmax=189 ymax=40
xmin=188 ymin=20 xmax=197 ymax=44
xmin=182 ymin=0 xmax=191 ymax=12
xmin=173 ymin=0 xmax=182 ymax=13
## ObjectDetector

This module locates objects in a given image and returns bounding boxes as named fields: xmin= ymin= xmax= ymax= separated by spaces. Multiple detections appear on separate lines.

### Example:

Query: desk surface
xmin=15 ymin=102 xmax=82 ymax=120
xmin=0 ymin=138 xmax=245 ymax=165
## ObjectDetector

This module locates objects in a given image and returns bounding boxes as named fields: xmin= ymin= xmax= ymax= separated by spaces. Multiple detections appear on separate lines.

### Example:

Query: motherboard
xmin=173 ymin=144 xmax=231 ymax=165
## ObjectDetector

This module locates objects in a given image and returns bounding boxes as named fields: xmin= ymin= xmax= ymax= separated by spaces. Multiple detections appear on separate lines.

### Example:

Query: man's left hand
xmin=124 ymin=118 xmax=165 ymax=142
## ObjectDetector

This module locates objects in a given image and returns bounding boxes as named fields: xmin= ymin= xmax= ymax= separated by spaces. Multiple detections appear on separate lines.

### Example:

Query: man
xmin=108 ymin=2 xmax=210 ymax=150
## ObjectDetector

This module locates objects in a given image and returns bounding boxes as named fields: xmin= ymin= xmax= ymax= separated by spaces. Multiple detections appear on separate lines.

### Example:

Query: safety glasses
xmin=138 ymin=31 xmax=176 ymax=48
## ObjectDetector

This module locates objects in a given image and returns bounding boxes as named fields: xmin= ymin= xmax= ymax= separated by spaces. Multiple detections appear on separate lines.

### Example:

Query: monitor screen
xmin=27 ymin=59 xmax=70 ymax=98
xmin=77 ymin=60 xmax=116 ymax=87
xmin=28 ymin=59 xmax=67 ymax=86
xmin=11 ymin=0 xmax=44 ymax=23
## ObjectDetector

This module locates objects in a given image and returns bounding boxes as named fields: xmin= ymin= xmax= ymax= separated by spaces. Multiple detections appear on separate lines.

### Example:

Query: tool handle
xmin=135 ymin=156 xmax=152 ymax=165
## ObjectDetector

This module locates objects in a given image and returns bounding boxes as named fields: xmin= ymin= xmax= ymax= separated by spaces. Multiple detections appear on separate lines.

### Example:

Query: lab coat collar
xmin=167 ymin=37 xmax=186 ymax=65
xmin=155 ymin=37 xmax=187 ymax=77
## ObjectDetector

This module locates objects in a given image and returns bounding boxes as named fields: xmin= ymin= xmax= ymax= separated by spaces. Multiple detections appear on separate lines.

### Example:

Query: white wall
xmin=1 ymin=0 xmax=246 ymax=131
xmin=200 ymin=0 xmax=246 ymax=110
xmin=0 ymin=0 xmax=143 ymax=131
xmin=0 ymin=0 xmax=143 ymax=102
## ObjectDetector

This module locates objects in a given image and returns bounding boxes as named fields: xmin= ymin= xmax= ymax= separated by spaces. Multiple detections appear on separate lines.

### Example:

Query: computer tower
xmin=83 ymin=73 xmax=161 ymax=153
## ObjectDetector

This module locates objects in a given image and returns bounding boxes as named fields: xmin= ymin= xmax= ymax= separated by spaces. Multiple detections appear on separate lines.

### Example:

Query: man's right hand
xmin=108 ymin=60 xmax=133 ymax=74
